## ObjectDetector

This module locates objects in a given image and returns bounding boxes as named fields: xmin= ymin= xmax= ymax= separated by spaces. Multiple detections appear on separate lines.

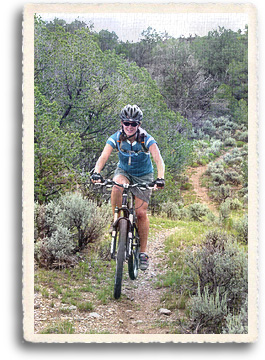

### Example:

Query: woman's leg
xmin=111 ymin=174 xmax=129 ymax=214
xmin=135 ymin=197 xmax=149 ymax=253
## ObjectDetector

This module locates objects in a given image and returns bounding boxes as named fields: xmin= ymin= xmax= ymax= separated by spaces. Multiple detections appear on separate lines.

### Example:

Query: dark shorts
xmin=113 ymin=167 xmax=154 ymax=204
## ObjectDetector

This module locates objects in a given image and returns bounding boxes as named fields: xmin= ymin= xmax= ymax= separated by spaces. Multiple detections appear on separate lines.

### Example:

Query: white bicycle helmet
xmin=120 ymin=104 xmax=143 ymax=122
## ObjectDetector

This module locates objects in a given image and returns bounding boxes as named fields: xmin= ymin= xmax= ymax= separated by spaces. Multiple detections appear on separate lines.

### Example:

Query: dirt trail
xmin=34 ymin=227 xmax=181 ymax=334
xmin=185 ymin=151 xmax=231 ymax=215
xmin=186 ymin=164 xmax=218 ymax=214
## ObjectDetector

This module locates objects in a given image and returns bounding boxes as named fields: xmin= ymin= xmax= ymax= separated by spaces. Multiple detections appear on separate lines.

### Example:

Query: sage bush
xmin=184 ymin=230 xmax=248 ymax=310
xmin=189 ymin=286 xmax=228 ymax=333
xmin=188 ymin=203 xmax=209 ymax=221
xmin=34 ymin=192 xmax=112 ymax=267
xmin=184 ymin=230 xmax=248 ymax=333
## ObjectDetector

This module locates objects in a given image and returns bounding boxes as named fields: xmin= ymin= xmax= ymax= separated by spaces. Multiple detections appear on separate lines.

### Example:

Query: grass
xmin=76 ymin=301 xmax=94 ymax=312
xmin=35 ymin=251 xmax=116 ymax=312
xmin=40 ymin=320 xmax=75 ymax=334
xmin=149 ymin=216 xmax=179 ymax=229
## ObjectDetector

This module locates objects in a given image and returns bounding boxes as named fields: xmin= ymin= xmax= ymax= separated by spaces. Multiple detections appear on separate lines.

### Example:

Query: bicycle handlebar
xmin=93 ymin=179 xmax=156 ymax=190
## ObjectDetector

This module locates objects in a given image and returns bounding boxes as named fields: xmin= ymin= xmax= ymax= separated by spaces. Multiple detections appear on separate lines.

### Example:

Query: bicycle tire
xmin=114 ymin=219 xmax=128 ymax=299
xmin=128 ymin=226 xmax=140 ymax=280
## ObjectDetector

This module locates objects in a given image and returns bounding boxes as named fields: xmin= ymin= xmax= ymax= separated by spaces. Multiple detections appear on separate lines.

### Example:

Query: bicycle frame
xmin=94 ymin=179 xmax=154 ymax=259
xmin=111 ymin=184 xmax=135 ymax=260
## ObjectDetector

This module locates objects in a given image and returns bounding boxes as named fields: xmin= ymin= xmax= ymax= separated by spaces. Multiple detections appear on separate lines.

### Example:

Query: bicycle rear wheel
xmin=128 ymin=226 xmax=140 ymax=280
xmin=114 ymin=219 xmax=128 ymax=299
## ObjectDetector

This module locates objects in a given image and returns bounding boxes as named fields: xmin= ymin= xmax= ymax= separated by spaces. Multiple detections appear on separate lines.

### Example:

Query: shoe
xmin=139 ymin=253 xmax=149 ymax=271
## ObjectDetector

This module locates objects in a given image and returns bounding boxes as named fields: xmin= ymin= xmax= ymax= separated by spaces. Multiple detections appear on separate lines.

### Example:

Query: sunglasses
xmin=122 ymin=121 xmax=139 ymax=127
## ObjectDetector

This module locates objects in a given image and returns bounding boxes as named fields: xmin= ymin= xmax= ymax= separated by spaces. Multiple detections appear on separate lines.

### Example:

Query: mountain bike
xmin=94 ymin=179 xmax=155 ymax=299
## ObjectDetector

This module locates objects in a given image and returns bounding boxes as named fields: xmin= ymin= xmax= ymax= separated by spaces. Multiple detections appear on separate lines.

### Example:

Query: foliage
xmin=34 ymin=193 xmax=112 ymax=267
xmin=224 ymin=137 xmax=236 ymax=147
xmin=219 ymin=200 xmax=231 ymax=222
xmin=234 ymin=215 xmax=248 ymax=244
xmin=34 ymin=16 xmax=192 ymax=195
xmin=222 ymin=298 xmax=248 ymax=334
xmin=160 ymin=201 xmax=181 ymax=220
xmin=189 ymin=285 xmax=228 ymax=333
xmin=187 ymin=203 xmax=209 ymax=221
xmin=148 ymin=38 xmax=215 ymax=120
xmin=34 ymin=87 xmax=82 ymax=203
xmin=184 ymin=230 xmax=248 ymax=312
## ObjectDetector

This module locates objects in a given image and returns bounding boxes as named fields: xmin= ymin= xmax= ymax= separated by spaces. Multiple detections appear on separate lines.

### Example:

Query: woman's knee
xmin=136 ymin=208 xmax=148 ymax=220
xmin=112 ymin=175 xmax=128 ymax=194
xmin=113 ymin=174 xmax=129 ymax=184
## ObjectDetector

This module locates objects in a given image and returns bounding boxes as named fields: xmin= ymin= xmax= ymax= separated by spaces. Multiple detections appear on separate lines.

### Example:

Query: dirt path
xmin=186 ymin=164 xmax=218 ymax=214
xmin=185 ymin=151 xmax=231 ymax=215
xmin=34 ymin=227 xmax=181 ymax=334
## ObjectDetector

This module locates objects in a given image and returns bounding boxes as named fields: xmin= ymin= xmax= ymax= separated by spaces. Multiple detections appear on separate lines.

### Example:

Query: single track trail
xmin=34 ymin=153 xmax=229 ymax=334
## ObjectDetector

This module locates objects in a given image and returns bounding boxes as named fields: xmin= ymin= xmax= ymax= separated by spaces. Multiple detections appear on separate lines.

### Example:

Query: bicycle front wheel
xmin=128 ymin=226 xmax=140 ymax=280
xmin=114 ymin=219 xmax=128 ymax=299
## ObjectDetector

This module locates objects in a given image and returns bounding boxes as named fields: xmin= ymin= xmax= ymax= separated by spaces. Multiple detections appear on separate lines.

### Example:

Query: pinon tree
xmin=146 ymin=38 xmax=216 ymax=124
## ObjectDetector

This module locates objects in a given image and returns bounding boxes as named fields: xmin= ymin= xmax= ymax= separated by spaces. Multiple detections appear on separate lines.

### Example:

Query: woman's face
xmin=121 ymin=121 xmax=140 ymax=138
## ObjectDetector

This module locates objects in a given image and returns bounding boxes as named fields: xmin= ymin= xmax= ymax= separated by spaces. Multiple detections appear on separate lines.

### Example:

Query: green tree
xmin=149 ymin=38 xmax=216 ymax=122
xmin=97 ymin=29 xmax=119 ymax=52
xmin=34 ymin=87 xmax=82 ymax=203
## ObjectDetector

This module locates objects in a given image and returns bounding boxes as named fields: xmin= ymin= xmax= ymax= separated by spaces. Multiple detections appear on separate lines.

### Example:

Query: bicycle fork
xmin=110 ymin=207 xmax=119 ymax=259
xmin=110 ymin=206 xmax=134 ymax=260
xmin=127 ymin=209 xmax=134 ymax=259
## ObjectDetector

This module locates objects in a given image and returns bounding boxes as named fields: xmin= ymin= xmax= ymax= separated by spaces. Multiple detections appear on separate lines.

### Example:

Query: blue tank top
xmin=106 ymin=130 xmax=156 ymax=176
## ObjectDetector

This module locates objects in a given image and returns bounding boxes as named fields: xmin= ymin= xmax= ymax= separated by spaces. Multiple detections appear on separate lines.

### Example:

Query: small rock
xmin=89 ymin=312 xmax=101 ymax=318
xmin=159 ymin=308 xmax=171 ymax=315
xmin=119 ymin=319 xmax=123 ymax=323
xmin=68 ymin=305 xmax=77 ymax=311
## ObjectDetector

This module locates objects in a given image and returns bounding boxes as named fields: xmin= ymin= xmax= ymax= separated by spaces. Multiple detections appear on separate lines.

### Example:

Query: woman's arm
xmin=149 ymin=143 xmax=165 ymax=179
xmin=94 ymin=144 xmax=114 ymax=174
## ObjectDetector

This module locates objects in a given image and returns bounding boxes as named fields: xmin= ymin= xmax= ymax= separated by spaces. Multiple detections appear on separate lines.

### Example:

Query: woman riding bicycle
xmin=91 ymin=104 xmax=165 ymax=270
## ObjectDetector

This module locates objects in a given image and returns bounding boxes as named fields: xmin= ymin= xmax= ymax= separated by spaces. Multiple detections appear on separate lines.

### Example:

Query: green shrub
xmin=212 ymin=116 xmax=230 ymax=128
xmin=214 ymin=184 xmax=231 ymax=203
xmin=234 ymin=215 xmax=248 ymax=244
xmin=197 ymin=158 xmax=208 ymax=166
xmin=229 ymin=198 xmax=243 ymax=210
xmin=224 ymin=137 xmax=236 ymax=147
xmin=191 ymin=162 xmax=199 ymax=168
xmin=219 ymin=200 xmax=231 ymax=221
xmin=189 ymin=285 xmax=228 ymax=333
xmin=238 ymin=131 xmax=248 ymax=142
xmin=212 ymin=173 xmax=225 ymax=185
xmin=161 ymin=201 xmax=181 ymax=220
xmin=206 ymin=161 xmax=224 ymax=176
xmin=34 ymin=193 xmax=112 ymax=267
xmin=225 ymin=170 xmax=242 ymax=185
xmin=222 ymin=299 xmax=248 ymax=334
xmin=188 ymin=203 xmax=209 ymax=221
xmin=202 ymin=120 xmax=216 ymax=137
xmin=236 ymin=141 xmax=245 ymax=147
xmin=184 ymin=230 xmax=248 ymax=312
